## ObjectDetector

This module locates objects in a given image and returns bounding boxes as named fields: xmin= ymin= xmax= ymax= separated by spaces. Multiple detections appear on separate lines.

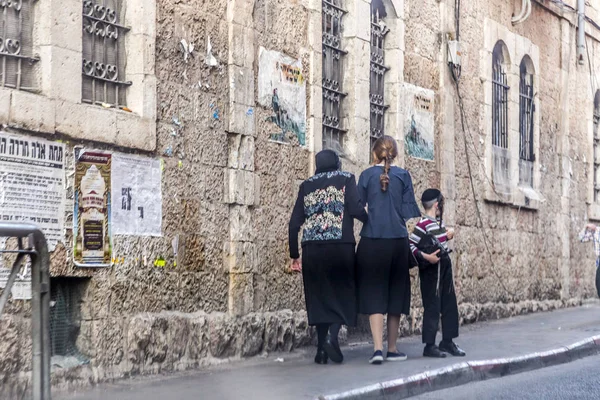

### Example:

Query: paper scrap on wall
xmin=111 ymin=153 xmax=162 ymax=236
xmin=402 ymin=84 xmax=435 ymax=161
xmin=0 ymin=132 xmax=66 ymax=251
xmin=73 ymin=149 xmax=113 ymax=267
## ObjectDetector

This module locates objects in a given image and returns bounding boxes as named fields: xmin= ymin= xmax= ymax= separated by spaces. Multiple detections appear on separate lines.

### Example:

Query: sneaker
xmin=386 ymin=351 xmax=408 ymax=362
xmin=423 ymin=344 xmax=447 ymax=358
xmin=439 ymin=341 xmax=466 ymax=357
xmin=369 ymin=350 xmax=384 ymax=365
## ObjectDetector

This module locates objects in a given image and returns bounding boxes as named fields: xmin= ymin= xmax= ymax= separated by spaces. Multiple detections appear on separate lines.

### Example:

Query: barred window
xmin=518 ymin=57 xmax=535 ymax=188
xmin=82 ymin=0 xmax=130 ymax=107
xmin=370 ymin=0 xmax=389 ymax=155
xmin=594 ymin=91 xmax=600 ymax=202
xmin=491 ymin=41 xmax=510 ymax=193
xmin=322 ymin=0 xmax=347 ymax=151
xmin=0 ymin=0 xmax=37 ymax=91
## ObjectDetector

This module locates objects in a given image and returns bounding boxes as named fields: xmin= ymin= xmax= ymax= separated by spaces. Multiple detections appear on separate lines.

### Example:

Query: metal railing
xmin=0 ymin=222 xmax=51 ymax=400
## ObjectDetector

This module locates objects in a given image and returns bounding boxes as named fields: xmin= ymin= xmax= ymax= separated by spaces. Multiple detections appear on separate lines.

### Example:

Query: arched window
xmin=594 ymin=91 xmax=600 ymax=202
xmin=492 ymin=41 xmax=509 ymax=149
xmin=369 ymin=0 xmax=390 ymax=152
xmin=322 ymin=0 xmax=347 ymax=151
xmin=518 ymin=56 xmax=535 ymax=187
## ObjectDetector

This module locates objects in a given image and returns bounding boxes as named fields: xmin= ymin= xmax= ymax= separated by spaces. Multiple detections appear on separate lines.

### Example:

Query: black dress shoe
xmin=423 ymin=344 xmax=447 ymax=358
xmin=439 ymin=341 xmax=466 ymax=357
xmin=323 ymin=337 xmax=343 ymax=364
xmin=314 ymin=349 xmax=328 ymax=364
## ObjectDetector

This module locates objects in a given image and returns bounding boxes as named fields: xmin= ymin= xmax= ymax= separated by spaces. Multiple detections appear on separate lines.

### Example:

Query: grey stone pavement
xmin=58 ymin=303 xmax=600 ymax=400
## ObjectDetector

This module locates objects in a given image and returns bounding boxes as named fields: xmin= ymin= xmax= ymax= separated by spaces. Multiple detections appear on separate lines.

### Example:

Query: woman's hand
xmin=290 ymin=258 xmax=302 ymax=272
xmin=422 ymin=250 xmax=441 ymax=264
xmin=586 ymin=223 xmax=597 ymax=232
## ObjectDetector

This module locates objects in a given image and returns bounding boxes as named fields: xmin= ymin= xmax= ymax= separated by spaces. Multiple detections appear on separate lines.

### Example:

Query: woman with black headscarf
xmin=289 ymin=150 xmax=368 ymax=365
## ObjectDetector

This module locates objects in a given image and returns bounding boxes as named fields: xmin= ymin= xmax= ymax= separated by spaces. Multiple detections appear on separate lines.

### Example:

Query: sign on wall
xmin=0 ymin=132 xmax=66 ymax=251
xmin=258 ymin=47 xmax=307 ymax=146
xmin=111 ymin=153 xmax=162 ymax=236
xmin=0 ymin=263 xmax=31 ymax=300
xmin=73 ymin=149 xmax=113 ymax=267
xmin=402 ymin=84 xmax=435 ymax=161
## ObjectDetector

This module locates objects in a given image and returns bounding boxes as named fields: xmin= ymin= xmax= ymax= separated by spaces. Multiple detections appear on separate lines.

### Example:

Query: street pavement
xmin=58 ymin=303 xmax=600 ymax=400
xmin=414 ymin=354 xmax=600 ymax=400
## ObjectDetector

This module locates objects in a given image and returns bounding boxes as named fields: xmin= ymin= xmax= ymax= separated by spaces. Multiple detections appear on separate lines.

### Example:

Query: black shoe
xmin=439 ymin=341 xmax=466 ymax=357
xmin=323 ymin=336 xmax=344 ymax=364
xmin=369 ymin=350 xmax=384 ymax=365
xmin=314 ymin=349 xmax=328 ymax=364
xmin=423 ymin=344 xmax=447 ymax=358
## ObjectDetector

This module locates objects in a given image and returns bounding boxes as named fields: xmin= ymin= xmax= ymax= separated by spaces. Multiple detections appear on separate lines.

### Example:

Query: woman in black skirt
xmin=356 ymin=136 xmax=421 ymax=365
xmin=289 ymin=149 xmax=367 ymax=364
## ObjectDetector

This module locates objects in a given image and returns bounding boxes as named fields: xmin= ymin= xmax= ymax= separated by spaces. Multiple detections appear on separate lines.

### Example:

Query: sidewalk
xmin=58 ymin=303 xmax=600 ymax=400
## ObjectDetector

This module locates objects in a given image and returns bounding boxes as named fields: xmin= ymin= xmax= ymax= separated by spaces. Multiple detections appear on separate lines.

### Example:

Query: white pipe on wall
xmin=512 ymin=0 xmax=531 ymax=25
xmin=578 ymin=0 xmax=586 ymax=65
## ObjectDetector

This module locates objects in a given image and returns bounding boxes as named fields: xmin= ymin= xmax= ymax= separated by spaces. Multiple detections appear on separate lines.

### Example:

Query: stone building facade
xmin=0 ymin=0 xmax=598 ymax=395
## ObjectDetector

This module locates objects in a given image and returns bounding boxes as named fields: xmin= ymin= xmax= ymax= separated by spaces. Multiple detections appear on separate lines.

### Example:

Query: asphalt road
xmin=414 ymin=354 xmax=600 ymax=400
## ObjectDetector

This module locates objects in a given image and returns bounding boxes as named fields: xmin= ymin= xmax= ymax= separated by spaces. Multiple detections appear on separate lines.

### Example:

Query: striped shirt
xmin=409 ymin=216 xmax=448 ymax=257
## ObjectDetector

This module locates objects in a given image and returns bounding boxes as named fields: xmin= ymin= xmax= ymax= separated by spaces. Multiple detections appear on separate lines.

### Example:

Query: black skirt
xmin=301 ymin=243 xmax=357 ymax=326
xmin=356 ymin=237 xmax=412 ymax=316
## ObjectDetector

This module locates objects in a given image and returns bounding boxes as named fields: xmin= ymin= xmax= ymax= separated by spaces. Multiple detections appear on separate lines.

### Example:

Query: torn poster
xmin=111 ymin=153 xmax=162 ymax=236
xmin=73 ymin=149 xmax=113 ymax=267
xmin=402 ymin=84 xmax=435 ymax=161
xmin=0 ymin=132 xmax=66 ymax=251
xmin=0 ymin=262 xmax=32 ymax=300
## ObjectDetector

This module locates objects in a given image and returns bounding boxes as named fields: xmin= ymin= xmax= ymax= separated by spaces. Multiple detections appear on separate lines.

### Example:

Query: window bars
xmin=82 ymin=0 xmax=130 ymax=108
xmin=322 ymin=0 xmax=347 ymax=151
xmin=594 ymin=94 xmax=600 ymax=203
xmin=0 ymin=0 xmax=38 ymax=91
xmin=519 ymin=60 xmax=535 ymax=187
xmin=370 ymin=1 xmax=389 ymax=154
xmin=492 ymin=44 xmax=509 ymax=149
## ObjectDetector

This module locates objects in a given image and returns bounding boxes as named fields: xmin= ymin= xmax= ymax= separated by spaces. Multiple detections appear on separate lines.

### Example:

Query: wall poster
xmin=111 ymin=153 xmax=162 ymax=236
xmin=0 ymin=132 xmax=66 ymax=251
xmin=258 ymin=47 xmax=307 ymax=146
xmin=73 ymin=149 xmax=112 ymax=267
xmin=402 ymin=84 xmax=435 ymax=161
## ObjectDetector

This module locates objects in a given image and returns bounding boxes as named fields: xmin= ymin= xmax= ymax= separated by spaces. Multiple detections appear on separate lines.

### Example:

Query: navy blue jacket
xmin=357 ymin=165 xmax=421 ymax=239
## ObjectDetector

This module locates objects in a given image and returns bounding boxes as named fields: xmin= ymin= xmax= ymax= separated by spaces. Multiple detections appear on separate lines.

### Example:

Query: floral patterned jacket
xmin=288 ymin=170 xmax=368 ymax=259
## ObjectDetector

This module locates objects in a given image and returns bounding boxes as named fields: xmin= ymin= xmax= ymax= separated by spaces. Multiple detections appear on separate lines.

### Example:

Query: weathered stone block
xmin=228 ymin=24 xmax=254 ymax=69
xmin=228 ymin=134 xmax=255 ymax=171
xmin=208 ymin=314 xmax=239 ymax=358
xmin=224 ymin=240 xmax=256 ymax=273
xmin=224 ymin=168 xmax=257 ymax=205
xmin=228 ymin=272 xmax=254 ymax=316
xmin=229 ymin=65 xmax=254 ymax=107
xmin=10 ymin=90 xmax=56 ymax=134
xmin=227 ymin=102 xmax=256 ymax=136
xmin=240 ymin=314 xmax=266 ymax=357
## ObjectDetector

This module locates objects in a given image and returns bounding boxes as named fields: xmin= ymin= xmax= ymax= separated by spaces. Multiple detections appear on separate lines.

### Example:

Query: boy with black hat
xmin=409 ymin=188 xmax=466 ymax=358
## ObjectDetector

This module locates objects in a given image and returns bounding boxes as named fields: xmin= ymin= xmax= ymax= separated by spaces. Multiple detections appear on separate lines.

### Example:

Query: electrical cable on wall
xmin=448 ymin=42 xmax=518 ymax=300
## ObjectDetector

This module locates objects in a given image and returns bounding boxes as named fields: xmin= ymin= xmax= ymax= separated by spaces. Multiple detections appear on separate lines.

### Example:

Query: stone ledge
xmin=0 ymin=88 xmax=156 ymax=151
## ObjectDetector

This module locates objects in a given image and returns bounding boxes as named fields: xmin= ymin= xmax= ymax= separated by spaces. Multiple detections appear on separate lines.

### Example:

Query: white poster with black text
xmin=111 ymin=153 xmax=162 ymax=236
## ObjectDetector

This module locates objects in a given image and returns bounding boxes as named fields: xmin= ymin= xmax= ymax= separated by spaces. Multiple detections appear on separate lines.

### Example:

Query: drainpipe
xmin=578 ymin=0 xmax=586 ymax=65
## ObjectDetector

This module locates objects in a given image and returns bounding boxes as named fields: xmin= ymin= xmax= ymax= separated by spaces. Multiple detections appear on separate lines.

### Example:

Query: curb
xmin=316 ymin=335 xmax=600 ymax=400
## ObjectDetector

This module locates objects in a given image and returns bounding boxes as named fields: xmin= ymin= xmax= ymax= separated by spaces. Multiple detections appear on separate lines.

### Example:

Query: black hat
xmin=421 ymin=188 xmax=442 ymax=204
xmin=315 ymin=149 xmax=341 ymax=174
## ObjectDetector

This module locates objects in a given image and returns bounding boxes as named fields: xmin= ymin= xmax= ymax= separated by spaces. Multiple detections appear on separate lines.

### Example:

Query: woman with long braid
xmin=356 ymin=136 xmax=421 ymax=365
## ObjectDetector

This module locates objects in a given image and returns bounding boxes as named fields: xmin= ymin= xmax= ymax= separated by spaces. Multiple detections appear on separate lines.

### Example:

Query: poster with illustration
xmin=73 ymin=149 xmax=112 ymax=267
xmin=258 ymin=47 xmax=307 ymax=146
xmin=402 ymin=84 xmax=435 ymax=161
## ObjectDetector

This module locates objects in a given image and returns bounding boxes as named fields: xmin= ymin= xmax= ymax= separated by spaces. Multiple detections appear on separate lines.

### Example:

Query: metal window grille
xmin=49 ymin=278 xmax=89 ymax=365
xmin=492 ymin=43 xmax=509 ymax=149
xmin=594 ymin=93 xmax=600 ymax=202
xmin=322 ymin=0 xmax=347 ymax=151
xmin=0 ymin=0 xmax=38 ymax=91
xmin=369 ymin=0 xmax=389 ymax=155
xmin=82 ymin=0 xmax=130 ymax=108
xmin=518 ymin=60 xmax=535 ymax=187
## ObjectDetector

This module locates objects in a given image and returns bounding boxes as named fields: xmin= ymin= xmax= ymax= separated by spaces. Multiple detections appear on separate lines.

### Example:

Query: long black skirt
xmin=301 ymin=243 xmax=357 ymax=326
xmin=356 ymin=237 xmax=412 ymax=316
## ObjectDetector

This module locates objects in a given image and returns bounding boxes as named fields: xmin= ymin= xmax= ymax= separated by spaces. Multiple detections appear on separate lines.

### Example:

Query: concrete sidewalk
xmin=58 ymin=303 xmax=600 ymax=400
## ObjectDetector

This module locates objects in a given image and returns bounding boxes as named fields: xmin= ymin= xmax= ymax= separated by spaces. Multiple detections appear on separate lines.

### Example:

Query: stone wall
xmin=2 ymin=0 xmax=600 ymax=396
